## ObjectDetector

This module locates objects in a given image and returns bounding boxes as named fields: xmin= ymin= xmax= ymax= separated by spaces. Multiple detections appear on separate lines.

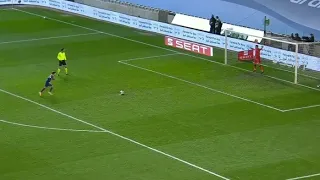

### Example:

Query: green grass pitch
xmin=0 ymin=7 xmax=319 ymax=180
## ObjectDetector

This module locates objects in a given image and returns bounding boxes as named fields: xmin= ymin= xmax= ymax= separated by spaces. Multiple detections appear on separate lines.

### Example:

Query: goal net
xmin=223 ymin=29 xmax=320 ymax=88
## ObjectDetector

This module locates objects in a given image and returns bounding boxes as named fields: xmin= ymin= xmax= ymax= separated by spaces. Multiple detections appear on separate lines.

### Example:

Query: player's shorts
xmin=45 ymin=81 xmax=52 ymax=87
xmin=253 ymin=58 xmax=261 ymax=65
xmin=59 ymin=60 xmax=67 ymax=66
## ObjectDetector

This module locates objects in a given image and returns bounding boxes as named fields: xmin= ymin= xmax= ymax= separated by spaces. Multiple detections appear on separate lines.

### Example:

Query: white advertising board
xmin=171 ymin=14 xmax=264 ymax=42
xmin=0 ymin=0 xmax=12 ymax=5
xmin=1 ymin=0 xmax=320 ymax=71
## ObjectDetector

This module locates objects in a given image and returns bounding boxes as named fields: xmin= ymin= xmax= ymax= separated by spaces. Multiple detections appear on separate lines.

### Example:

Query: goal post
xmin=296 ymin=41 xmax=320 ymax=86
xmin=295 ymin=43 xmax=298 ymax=84
xmin=223 ymin=29 xmax=320 ymax=87
xmin=224 ymin=31 xmax=228 ymax=65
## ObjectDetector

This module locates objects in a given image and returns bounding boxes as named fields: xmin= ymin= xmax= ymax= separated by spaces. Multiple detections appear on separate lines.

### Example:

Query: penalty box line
xmin=118 ymin=54 xmax=285 ymax=112
xmin=0 ymin=88 xmax=230 ymax=180
xmin=282 ymin=104 xmax=320 ymax=112
xmin=286 ymin=173 xmax=320 ymax=180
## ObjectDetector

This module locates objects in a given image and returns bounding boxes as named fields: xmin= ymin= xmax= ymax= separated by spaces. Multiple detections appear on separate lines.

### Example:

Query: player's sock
xmin=39 ymin=88 xmax=45 ymax=96
xmin=253 ymin=64 xmax=257 ymax=72
xmin=65 ymin=68 xmax=68 ymax=75
xmin=260 ymin=65 xmax=264 ymax=73
xmin=57 ymin=68 xmax=61 ymax=75
xmin=48 ymin=88 xmax=53 ymax=95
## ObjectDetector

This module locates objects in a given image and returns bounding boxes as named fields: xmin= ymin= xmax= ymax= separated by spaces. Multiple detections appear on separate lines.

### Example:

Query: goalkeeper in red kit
xmin=252 ymin=45 xmax=264 ymax=73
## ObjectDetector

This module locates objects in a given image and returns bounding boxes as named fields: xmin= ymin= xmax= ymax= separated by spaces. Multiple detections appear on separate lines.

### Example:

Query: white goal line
xmin=261 ymin=63 xmax=320 ymax=81
xmin=0 ymin=119 xmax=105 ymax=133
xmin=0 ymin=9 xmax=12 ymax=11
xmin=0 ymin=32 xmax=101 ymax=45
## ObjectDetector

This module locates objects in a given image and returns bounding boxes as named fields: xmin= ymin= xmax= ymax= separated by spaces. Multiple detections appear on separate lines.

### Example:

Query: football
xmin=120 ymin=90 xmax=124 ymax=95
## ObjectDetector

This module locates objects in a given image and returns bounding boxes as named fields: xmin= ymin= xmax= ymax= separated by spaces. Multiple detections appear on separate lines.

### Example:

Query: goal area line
xmin=118 ymin=54 xmax=320 ymax=113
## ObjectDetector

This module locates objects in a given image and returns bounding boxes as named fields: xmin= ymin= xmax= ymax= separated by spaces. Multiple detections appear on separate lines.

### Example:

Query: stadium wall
xmin=75 ymin=0 xmax=159 ymax=21
xmin=2 ymin=0 xmax=320 ymax=72
xmin=120 ymin=0 xmax=320 ymax=38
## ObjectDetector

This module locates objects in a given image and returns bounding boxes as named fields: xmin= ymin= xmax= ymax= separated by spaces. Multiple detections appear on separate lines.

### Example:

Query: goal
xmin=223 ymin=29 xmax=320 ymax=88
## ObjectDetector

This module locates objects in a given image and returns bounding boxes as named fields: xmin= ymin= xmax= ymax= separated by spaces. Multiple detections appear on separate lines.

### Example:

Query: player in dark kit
xmin=39 ymin=71 xmax=56 ymax=96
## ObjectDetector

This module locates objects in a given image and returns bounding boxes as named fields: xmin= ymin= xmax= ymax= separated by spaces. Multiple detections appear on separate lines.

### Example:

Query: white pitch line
xmin=13 ymin=8 xmax=320 ymax=93
xmin=118 ymin=60 xmax=284 ymax=112
xmin=286 ymin=173 xmax=320 ymax=180
xmin=262 ymin=63 xmax=320 ymax=81
xmin=185 ymin=54 xmax=320 ymax=92
xmin=283 ymin=104 xmax=320 ymax=112
xmin=12 ymin=8 xmax=287 ymax=112
xmin=11 ymin=9 xmax=320 ymax=111
xmin=0 ymin=119 xmax=105 ymax=133
xmin=120 ymin=55 xmax=320 ymax=112
xmin=6 ymin=7 xmax=317 ymax=178
xmin=0 ymin=32 xmax=100 ymax=45
xmin=120 ymin=53 xmax=180 ymax=62
xmin=0 ymin=88 xmax=229 ymax=180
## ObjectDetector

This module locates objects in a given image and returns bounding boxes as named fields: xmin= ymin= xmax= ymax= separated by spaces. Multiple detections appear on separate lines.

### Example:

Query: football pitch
xmin=0 ymin=7 xmax=320 ymax=180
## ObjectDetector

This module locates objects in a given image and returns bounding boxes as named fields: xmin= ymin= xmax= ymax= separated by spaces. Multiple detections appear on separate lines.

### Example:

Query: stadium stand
xmin=73 ymin=0 xmax=320 ymax=58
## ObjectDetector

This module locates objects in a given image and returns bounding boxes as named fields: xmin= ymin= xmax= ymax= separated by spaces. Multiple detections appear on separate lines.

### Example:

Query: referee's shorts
xmin=59 ymin=60 xmax=67 ymax=66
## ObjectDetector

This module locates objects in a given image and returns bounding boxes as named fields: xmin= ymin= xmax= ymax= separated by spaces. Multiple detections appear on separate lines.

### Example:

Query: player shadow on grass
xmin=61 ymin=74 xmax=69 ymax=82
xmin=40 ymin=94 xmax=59 ymax=104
